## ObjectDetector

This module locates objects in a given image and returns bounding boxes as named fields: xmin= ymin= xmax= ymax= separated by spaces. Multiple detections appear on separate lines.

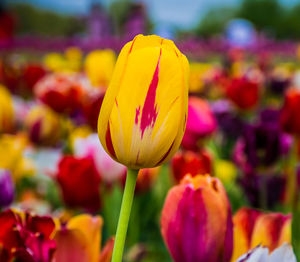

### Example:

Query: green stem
xmin=111 ymin=168 xmax=139 ymax=262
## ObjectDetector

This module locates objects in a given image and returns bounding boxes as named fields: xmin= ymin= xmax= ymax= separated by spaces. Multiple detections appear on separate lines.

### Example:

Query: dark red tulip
xmin=280 ymin=89 xmax=300 ymax=135
xmin=171 ymin=150 xmax=212 ymax=183
xmin=56 ymin=156 xmax=101 ymax=212
xmin=226 ymin=77 xmax=260 ymax=110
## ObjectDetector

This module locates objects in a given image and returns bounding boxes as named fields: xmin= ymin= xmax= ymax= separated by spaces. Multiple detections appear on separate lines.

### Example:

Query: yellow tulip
xmin=98 ymin=34 xmax=189 ymax=169
xmin=84 ymin=49 xmax=116 ymax=88
xmin=0 ymin=85 xmax=14 ymax=133
xmin=0 ymin=134 xmax=35 ymax=180
xmin=69 ymin=125 xmax=92 ymax=148
xmin=43 ymin=52 xmax=67 ymax=72
xmin=54 ymin=214 xmax=103 ymax=262
xmin=65 ymin=47 xmax=83 ymax=72
xmin=25 ymin=105 xmax=61 ymax=146
xmin=214 ymin=159 xmax=237 ymax=185
xmin=188 ymin=62 xmax=213 ymax=93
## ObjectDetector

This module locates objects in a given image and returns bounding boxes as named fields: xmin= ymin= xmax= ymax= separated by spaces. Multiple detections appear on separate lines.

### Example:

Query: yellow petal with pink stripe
xmin=98 ymin=34 xmax=189 ymax=169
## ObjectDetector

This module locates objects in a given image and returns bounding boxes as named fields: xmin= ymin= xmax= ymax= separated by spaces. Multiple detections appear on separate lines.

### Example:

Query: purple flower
xmin=234 ymin=108 xmax=291 ymax=171
xmin=268 ymin=77 xmax=290 ymax=95
xmin=212 ymin=100 xmax=245 ymax=138
xmin=0 ymin=169 xmax=14 ymax=208
xmin=239 ymin=173 xmax=285 ymax=208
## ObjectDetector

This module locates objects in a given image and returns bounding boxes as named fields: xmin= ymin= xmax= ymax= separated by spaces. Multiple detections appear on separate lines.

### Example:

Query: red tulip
xmin=23 ymin=64 xmax=47 ymax=91
xmin=34 ymin=73 xmax=84 ymax=114
xmin=0 ymin=60 xmax=21 ymax=92
xmin=0 ymin=209 xmax=56 ymax=262
xmin=226 ymin=77 xmax=260 ymax=110
xmin=82 ymin=89 xmax=104 ymax=130
xmin=182 ymin=97 xmax=216 ymax=151
xmin=161 ymin=174 xmax=233 ymax=262
xmin=171 ymin=149 xmax=212 ymax=183
xmin=56 ymin=156 xmax=101 ymax=212
xmin=280 ymin=88 xmax=300 ymax=135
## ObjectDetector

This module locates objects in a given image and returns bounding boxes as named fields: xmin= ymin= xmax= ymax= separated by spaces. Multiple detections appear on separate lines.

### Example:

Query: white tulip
xmin=236 ymin=243 xmax=296 ymax=262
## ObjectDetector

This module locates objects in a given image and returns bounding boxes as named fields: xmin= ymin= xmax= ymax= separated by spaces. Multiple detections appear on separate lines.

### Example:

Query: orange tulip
xmin=53 ymin=214 xmax=114 ymax=262
xmin=231 ymin=207 xmax=291 ymax=261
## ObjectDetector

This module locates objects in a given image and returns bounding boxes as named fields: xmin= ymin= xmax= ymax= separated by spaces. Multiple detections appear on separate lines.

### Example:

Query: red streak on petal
xmin=135 ymin=150 xmax=140 ymax=165
xmin=135 ymin=106 xmax=141 ymax=124
xmin=105 ymin=124 xmax=116 ymax=158
xmin=129 ymin=37 xmax=137 ymax=54
xmin=183 ymin=113 xmax=187 ymax=131
xmin=174 ymin=49 xmax=179 ymax=57
xmin=140 ymin=49 xmax=162 ymax=138
xmin=115 ymin=98 xmax=118 ymax=107
xmin=157 ymin=140 xmax=175 ymax=166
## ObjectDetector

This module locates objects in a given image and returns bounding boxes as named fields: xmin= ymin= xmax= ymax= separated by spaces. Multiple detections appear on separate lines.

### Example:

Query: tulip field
xmin=2 ymin=29 xmax=300 ymax=262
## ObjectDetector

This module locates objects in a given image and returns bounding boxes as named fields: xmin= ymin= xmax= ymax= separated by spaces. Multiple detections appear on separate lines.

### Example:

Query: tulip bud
xmin=161 ymin=174 xmax=233 ymax=262
xmin=181 ymin=97 xmax=216 ymax=151
xmin=73 ymin=134 xmax=126 ymax=184
xmin=82 ymin=89 xmax=105 ymax=130
xmin=54 ymin=214 xmax=103 ymax=262
xmin=171 ymin=149 xmax=212 ymax=183
xmin=250 ymin=212 xmax=291 ymax=251
xmin=98 ymin=34 xmax=189 ymax=169
xmin=84 ymin=50 xmax=116 ymax=89
xmin=280 ymin=88 xmax=300 ymax=135
xmin=226 ymin=77 xmax=259 ymax=110
xmin=25 ymin=105 xmax=61 ymax=146
xmin=34 ymin=73 xmax=84 ymax=114
xmin=0 ymin=169 xmax=14 ymax=208
xmin=22 ymin=63 xmax=46 ymax=91
xmin=56 ymin=156 xmax=101 ymax=212
xmin=231 ymin=207 xmax=262 ymax=261
xmin=0 ymin=134 xmax=35 ymax=181
xmin=54 ymin=214 xmax=114 ymax=262
xmin=64 ymin=47 xmax=83 ymax=72
xmin=0 ymin=209 xmax=56 ymax=262
xmin=0 ymin=85 xmax=14 ymax=133
xmin=188 ymin=62 xmax=213 ymax=93
xmin=231 ymin=207 xmax=292 ymax=261
xmin=236 ymin=243 xmax=296 ymax=262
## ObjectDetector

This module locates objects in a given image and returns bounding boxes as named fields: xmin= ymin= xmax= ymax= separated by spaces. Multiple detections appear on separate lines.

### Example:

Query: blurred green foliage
xmin=194 ymin=0 xmax=300 ymax=39
xmin=8 ymin=1 xmax=152 ymax=38
xmin=9 ymin=3 xmax=84 ymax=36
xmin=8 ymin=0 xmax=300 ymax=39
xmin=194 ymin=7 xmax=237 ymax=38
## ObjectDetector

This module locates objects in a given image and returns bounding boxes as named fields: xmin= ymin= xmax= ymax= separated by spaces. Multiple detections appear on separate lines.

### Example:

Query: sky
xmin=5 ymin=0 xmax=300 ymax=29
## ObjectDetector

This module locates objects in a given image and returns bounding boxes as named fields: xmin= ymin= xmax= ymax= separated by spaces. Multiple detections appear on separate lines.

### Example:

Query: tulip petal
xmin=53 ymin=229 xmax=90 ymax=262
xmin=98 ymin=38 xmax=137 ymax=159
xmin=250 ymin=213 xmax=292 ymax=251
xmin=26 ymin=215 xmax=56 ymax=239
xmin=67 ymin=214 xmax=103 ymax=262
xmin=268 ymin=243 xmax=296 ymax=262
xmin=236 ymin=245 xmax=269 ymax=262
xmin=99 ymin=237 xmax=115 ymax=262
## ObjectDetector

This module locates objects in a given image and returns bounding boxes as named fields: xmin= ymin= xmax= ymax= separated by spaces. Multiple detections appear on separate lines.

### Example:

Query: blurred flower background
xmin=1 ymin=0 xmax=300 ymax=261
